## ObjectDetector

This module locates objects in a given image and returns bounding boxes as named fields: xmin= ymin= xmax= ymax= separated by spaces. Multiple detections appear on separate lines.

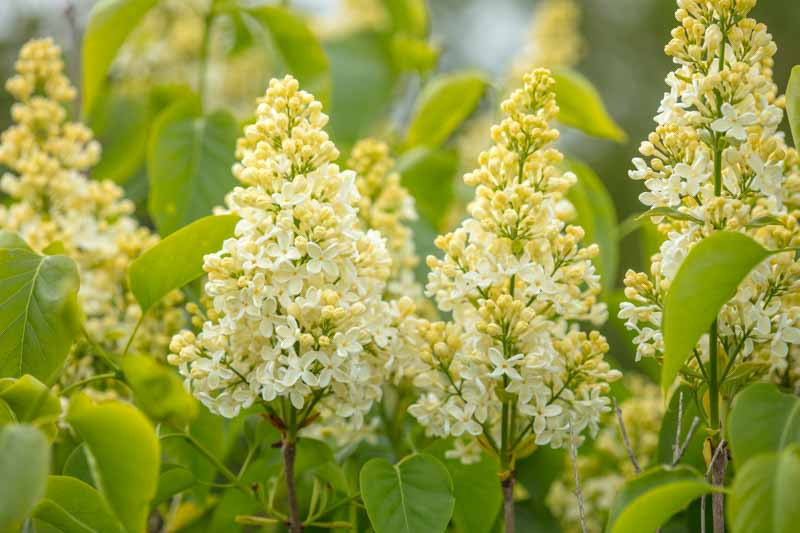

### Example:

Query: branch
xmin=613 ymin=397 xmax=641 ymax=474
xmin=569 ymin=421 xmax=588 ymax=533
xmin=672 ymin=416 xmax=700 ymax=466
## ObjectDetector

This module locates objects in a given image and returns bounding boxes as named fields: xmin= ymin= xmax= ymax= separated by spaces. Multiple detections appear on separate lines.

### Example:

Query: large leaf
xmin=381 ymin=0 xmax=428 ymax=37
xmin=564 ymin=159 xmax=618 ymax=292
xmin=661 ymin=231 xmax=772 ymax=394
xmin=728 ymin=446 xmax=800 ymax=533
xmin=787 ymin=65 xmax=800 ymax=149
xmin=606 ymin=465 xmax=716 ymax=533
xmin=242 ymin=6 xmax=330 ymax=107
xmin=0 ymin=424 xmax=50 ymax=531
xmin=551 ymin=67 xmax=626 ymax=142
xmin=121 ymin=355 xmax=197 ymax=425
xmin=360 ymin=453 xmax=454 ymax=533
xmin=0 ymin=374 xmax=61 ymax=438
xmin=153 ymin=465 xmax=196 ymax=507
xmin=728 ymin=383 xmax=800 ymax=466
xmin=81 ymin=0 xmax=159 ymax=115
xmin=32 ymin=475 xmax=124 ymax=533
xmin=404 ymin=71 xmax=486 ymax=149
xmin=147 ymin=103 xmax=239 ymax=235
xmin=0 ymin=231 xmax=81 ymax=383
xmin=66 ymin=394 xmax=160 ymax=533
xmin=128 ymin=214 xmax=239 ymax=313
xmin=396 ymin=147 xmax=458 ymax=228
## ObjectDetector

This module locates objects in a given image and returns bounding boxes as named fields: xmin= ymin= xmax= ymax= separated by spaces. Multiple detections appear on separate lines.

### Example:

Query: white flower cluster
xmin=408 ymin=69 xmax=621 ymax=463
xmin=0 ymin=38 xmax=184 ymax=381
xmin=168 ymin=76 xmax=394 ymax=422
xmin=620 ymin=0 xmax=800 ymax=386
xmin=547 ymin=377 xmax=663 ymax=533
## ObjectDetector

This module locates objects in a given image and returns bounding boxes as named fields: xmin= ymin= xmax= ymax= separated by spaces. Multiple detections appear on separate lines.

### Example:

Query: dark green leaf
xmin=82 ymin=0 xmax=159 ymax=115
xmin=728 ymin=445 xmax=800 ymax=533
xmin=121 ymin=355 xmax=197 ymax=425
xmin=128 ymin=214 xmax=239 ymax=313
xmin=0 ymin=231 xmax=81 ymax=383
xmin=67 ymin=394 xmax=160 ymax=533
xmin=404 ymin=71 xmax=486 ymax=149
xmin=564 ymin=159 xmax=618 ymax=292
xmin=787 ymin=65 xmax=800 ymax=149
xmin=551 ymin=67 xmax=626 ymax=142
xmin=396 ymin=147 xmax=458 ymax=228
xmin=662 ymin=231 xmax=772 ymax=394
xmin=607 ymin=465 xmax=716 ymax=533
xmin=728 ymin=383 xmax=800 ymax=466
xmin=32 ymin=475 xmax=124 ymax=533
xmin=360 ymin=453 xmax=454 ymax=533
xmin=0 ymin=424 xmax=50 ymax=531
xmin=147 ymin=103 xmax=239 ymax=235
xmin=242 ymin=6 xmax=331 ymax=107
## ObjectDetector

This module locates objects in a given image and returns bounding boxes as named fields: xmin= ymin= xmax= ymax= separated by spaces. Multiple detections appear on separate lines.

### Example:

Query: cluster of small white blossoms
xmin=620 ymin=0 xmax=800 ymax=386
xmin=547 ymin=377 xmax=663 ymax=533
xmin=408 ymin=69 xmax=621 ymax=463
xmin=0 ymin=38 xmax=184 ymax=380
xmin=168 ymin=76 xmax=395 ymax=421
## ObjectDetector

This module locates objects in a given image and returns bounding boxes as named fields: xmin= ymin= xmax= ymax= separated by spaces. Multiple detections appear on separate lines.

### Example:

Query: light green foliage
xmin=0 ymin=424 xmax=50 ymax=531
xmin=395 ymin=147 xmax=458 ymax=228
xmin=360 ymin=453 xmax=455 ymax=533
xmin=121 ymin=355 xmax=198 ymax=426
xmin=0 ymin=375 xmax=61 ymax=439
xmin=552 ymin=67 xmax=627 ymax=142
xmin=661 ymin=231 xmax=773 ymax=394
xmin=787 ymin=66 xmax=800 ymax=148
xmin=0 ymin=231 xmax=82 ymax=384
xmin=32 ymin=475 xmax=125 ymax=533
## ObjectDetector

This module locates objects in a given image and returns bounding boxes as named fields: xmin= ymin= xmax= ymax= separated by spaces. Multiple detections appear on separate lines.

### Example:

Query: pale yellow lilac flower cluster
xmin=620 ymin=0 xmax=800 ymax=386
xmin=168 ymin=76 xmax=394 ymax=421
xmin=546 ymin=377 xmax=663 ymax=533
xmin=0 ymin=39 xmax=183 ymax=380
xmin=408 ymin=69 xmax=621 ymax=463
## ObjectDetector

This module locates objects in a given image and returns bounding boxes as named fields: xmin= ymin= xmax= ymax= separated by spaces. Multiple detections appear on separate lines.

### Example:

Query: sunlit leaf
xmin=404 ymin=71 xmax=486 ymax=149
xmin=607 ymin=465 xmax=716 ymax=533
xmin=67 ymin=394 xmax=160 ymax=533
xmin=0 ymin=424 xmax=50 ymax=531
xmin=661 ymin=231 xmax=772 ymax=394
xmin=787 ymin=65 xmax=800 ymax=148
xmin=0 ymin=231 xmax=81 ymax=384
xmin=32 ymin=475 xmax=124 ymax=533
xmin=360 ymin=453 xmax=454 ymax=533
xmin=147 ymin=102 xmax=239 ymax=235
xmin=82 ymin=0 xmax=159 ymax=115
xmin=128 ymin=214 xmax=239 ymax=313
xmin=381 ymin=0 xmax=429 ymax=37
xmin=552 ymin=67 xmax=626 ymax=142
xmin=0 ymin=374 xmax=61 ymax=438
xmin=121 ymin=355 xmax=197 ymax=425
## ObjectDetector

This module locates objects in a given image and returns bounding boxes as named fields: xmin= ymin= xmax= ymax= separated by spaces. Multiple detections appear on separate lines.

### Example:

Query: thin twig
xmin=613 ymin=397 xmax=641 ymax=474
xmin=672 ymin=392 xmax=685 ymax=464
xmin=672 ymin=416 xmax=700 ymax=466
xmin=569 ymin=422 xmax=588 ymax=533
xmin=704 ymin=440 xmax=727 ymax=478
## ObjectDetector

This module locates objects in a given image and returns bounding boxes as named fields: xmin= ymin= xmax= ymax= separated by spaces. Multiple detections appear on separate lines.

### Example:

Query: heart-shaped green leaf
xmin=32 ymin=475 xmax=124 ymax=533
xmin=0 ymin=231 xmax=81 ymax=384
xmin=661 ymin=231 xmax=773 ymax=394
xmin=607 ymin=465 xmax=716 ymax=533
xmin=360 ymin=453 xmax=454 ymax=533
xmin=728 ymin=445 xmax=800 ymax=533
xmin=728 ymin=383 xmax=800 ymax=466
xmin=67 ymin=394 xmax=160 ymax=533
xmin=0 ymin=424 xmax=50 ymax=531
xmin=128 ymin=214 xmax=239 ymax=313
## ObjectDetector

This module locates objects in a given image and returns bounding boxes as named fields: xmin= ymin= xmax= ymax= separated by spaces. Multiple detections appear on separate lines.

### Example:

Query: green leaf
xmin=427 ymin=441 xmax=502 ymax=533
xmin=242 ymin=6 xmax=330 ymax=107
xmin=390 ymin=35 xmax=439 ymax=74
xmin=0 ymin=231 xmax=82 ymax=383
xmin=381 ymin=0 xmax=429 ymax=37
xmin=360 ymin=453 xmax=454 ymax=533
xmin=32 ymin=475 xmax=124 ymax=533
xmin=787 ymin=65 xmax=800 ymax=149
xmin=728 ymin=383 xmax=800 ymax=466
xmin=153 ymin=465 xmax=196 ymax=506
xmin=404 ymin=71 xmax=486 ymax=149
xmin=607 ymin=465 xmax=716 ymax=533
xmin=121 ymin=355 xmax=197 ymax=425
xmin=636 ymin=206 xmax=705 ymax=225
xmin=67 ymin=394 xmax=160 ymax=533
xmin=128 ymin=214 xmax=239 ymax=313
xmin=396 ymin=147 xmax=458 ymax=228
xmin=564 ymin=159 xmax=618 ymax=292
xmin=728 ymin=446 xmax=800 ymax=533
xmin=0 ymin=424 xmax=50 ymax=531
xmin=551 ymin=67 xmax=626 ymax=142
xmin=661 ymin=231 xmax=772 ymax=394
xmin=147 ymin=102 xmax=239 ymax=235
xmin=81 ymin=0 xmax=159 ymax=115
xmin=0 ymin=374 xmax=61 ymax=438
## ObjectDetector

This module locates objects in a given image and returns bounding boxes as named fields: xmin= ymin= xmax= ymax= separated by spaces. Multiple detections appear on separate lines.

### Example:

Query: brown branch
xmin=283 ymin=439 xmax=302 ymax=533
